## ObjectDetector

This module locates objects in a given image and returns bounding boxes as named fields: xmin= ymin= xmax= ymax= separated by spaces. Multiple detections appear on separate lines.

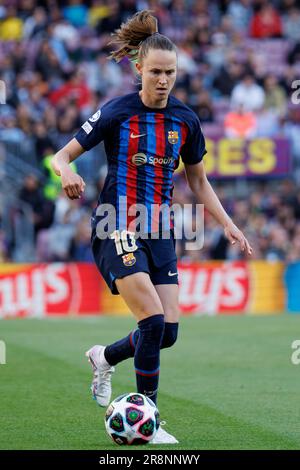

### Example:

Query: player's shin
xmin=104 ymin=322 xmax=178 ymax=367
xmin=134 ymin=314 xmax=165 ymax=404
xmin=104 ymin=329 xmax=139 ymax=365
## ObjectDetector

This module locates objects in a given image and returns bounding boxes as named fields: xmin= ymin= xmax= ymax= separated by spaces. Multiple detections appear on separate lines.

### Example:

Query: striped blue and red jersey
xmin=75 ymin=92 xmax=206 ymax=234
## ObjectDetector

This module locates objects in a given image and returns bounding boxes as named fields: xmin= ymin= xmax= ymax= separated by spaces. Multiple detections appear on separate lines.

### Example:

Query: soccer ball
xmin=104 ymin=392 xmax=160 ymax=445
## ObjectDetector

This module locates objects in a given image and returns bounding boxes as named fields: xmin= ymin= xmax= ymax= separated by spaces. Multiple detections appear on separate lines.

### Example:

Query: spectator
xmin=0 ymin=6 xmax=23 ymax=41
xmin=23 ymin=6 xmax=48 ymax=39
xmin=227 ymin=0 xmax=253 ymax=33
xmin=95 ymin=0 xmax=122 ymax=35
xmin=263 ymin=74 xmax=287 ymax=117
xmin=49 ymin=68 xmax=92 ymax=111
xmin=190 ymin=90 xmax=214 ymax=123
xmin=69 ymin=214 xmax=93 ymax=261
xmin=63 ymin=0 xmax=89 ymax=28
xmin=213 ymin=57 xmax=245 ymax=97
xmin=224 ymin=103 xmax=257 ymax=138
xmin=255 ymin=106 xmax=280 ymax=137
xmin=39 ymin=209 xmax=76 ymax=261
xmin=231 ymin=73 xmax=265 ymax=112
xmin=250 ymin=3 xmax=282 ymax=38
xmin=283 ymin=6 xmax=300 ymax=41
xmin=33 ymin=123 xmax=56 ymax=161
xmin=266 ymin=225 xmax=290 ymax=261
xmin=88 ymin=1 xmax=110 ymax=28
xmin=19 ymin=174 xmax=55 ymax=236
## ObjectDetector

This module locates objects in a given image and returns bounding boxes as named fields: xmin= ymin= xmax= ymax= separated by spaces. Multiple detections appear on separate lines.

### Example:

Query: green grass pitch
xmin=0 ymin=315 xmax=300 ymax=450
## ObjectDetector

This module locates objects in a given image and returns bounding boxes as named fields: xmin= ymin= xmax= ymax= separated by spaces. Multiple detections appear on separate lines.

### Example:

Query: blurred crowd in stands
xmin=1 ymin=0 xmax=300 ymax=263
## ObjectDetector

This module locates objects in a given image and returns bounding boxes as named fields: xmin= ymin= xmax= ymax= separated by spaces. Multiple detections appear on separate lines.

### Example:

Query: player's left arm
xmin=184 ymin=161 xmax=253 ymax=255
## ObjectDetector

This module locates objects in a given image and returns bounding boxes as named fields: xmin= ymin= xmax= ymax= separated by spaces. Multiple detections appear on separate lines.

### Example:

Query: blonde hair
xmin=109 ymin=10 xmax=176 ymax=63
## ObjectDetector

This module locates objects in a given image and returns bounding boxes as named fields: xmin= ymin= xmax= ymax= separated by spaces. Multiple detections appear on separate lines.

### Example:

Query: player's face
xmin=136 ymin=49 xmax=177 ymax=108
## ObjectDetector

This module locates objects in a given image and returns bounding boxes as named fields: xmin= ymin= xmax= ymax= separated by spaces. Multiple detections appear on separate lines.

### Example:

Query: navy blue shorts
xmin=91 ymin=230 xmax=178 ymax=295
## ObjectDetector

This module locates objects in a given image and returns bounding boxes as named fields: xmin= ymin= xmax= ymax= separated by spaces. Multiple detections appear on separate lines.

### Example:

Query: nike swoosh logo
xmin=130 ymin=133 xmax=146 ymax=139
xmin=168 ymin=271 xmax=178 ymax=277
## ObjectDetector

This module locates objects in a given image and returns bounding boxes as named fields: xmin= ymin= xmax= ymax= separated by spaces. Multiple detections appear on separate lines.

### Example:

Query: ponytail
xmin=109 ymin=10 xmax=176 ymax=63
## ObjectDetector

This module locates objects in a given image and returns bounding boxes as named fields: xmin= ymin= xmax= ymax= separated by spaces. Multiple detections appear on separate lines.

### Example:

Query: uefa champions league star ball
xmin=105 ymin=393 xmax=160 ymax=445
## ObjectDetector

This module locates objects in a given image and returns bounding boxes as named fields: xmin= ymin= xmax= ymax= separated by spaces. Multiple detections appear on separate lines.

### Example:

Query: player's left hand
xmin=224 ymin=221 xmax=253 ymax=256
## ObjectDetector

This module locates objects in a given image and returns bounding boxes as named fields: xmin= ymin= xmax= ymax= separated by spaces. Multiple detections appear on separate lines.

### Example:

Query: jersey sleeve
xmin=180 ymin=114 xmax=207 ymax=165
xmin=74 ymin=104 xmax=112 ymax=151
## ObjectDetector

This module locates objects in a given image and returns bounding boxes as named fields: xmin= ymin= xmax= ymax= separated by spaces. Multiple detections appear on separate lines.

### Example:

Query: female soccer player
xmin=52 ymin=11 xmax=252 ymax=444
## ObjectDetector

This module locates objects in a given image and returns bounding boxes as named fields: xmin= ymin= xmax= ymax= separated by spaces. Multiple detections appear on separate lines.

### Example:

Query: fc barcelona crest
xmin=168 ymin=130 xmax=179 ymax=144
xmin=122 ymin=253 xmax=136 ymax=267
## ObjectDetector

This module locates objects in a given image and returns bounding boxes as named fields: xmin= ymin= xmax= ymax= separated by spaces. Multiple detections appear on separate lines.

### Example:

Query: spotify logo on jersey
xmin=132 ymin=153 xmax=174 ymax=166
xmin=132 ymin=153 xmax=147 ymax=166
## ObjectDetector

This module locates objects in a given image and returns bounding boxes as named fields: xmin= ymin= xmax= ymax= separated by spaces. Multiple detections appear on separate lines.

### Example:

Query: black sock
xmin=104 ymin=329 xmax=139 ymax=366
xmin=160 ymin=322 xmax=179 ymax=349
xmin=104 ymin=322 xmax=178 ymax=366
xmin=134 ymin=314 xmax=165 ymax=405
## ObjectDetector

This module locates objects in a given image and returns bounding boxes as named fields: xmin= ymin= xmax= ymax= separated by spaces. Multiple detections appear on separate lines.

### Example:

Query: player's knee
xmin=137 ymin=314 xmax=165 ymax=349
xmin=161 ymin=322 xmax=178 ymax=349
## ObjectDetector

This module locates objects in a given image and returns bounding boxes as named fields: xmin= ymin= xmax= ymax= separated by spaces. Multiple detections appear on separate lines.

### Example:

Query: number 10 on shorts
xmin=110 ymin=230 xmax=138 ymax=255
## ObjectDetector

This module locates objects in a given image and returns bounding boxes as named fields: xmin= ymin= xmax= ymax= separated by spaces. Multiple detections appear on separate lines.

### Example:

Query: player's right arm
xmin=52 ymin=103 xmax=113 ymax=200
xmin=51 ymin=138 xmax=86 ymax=200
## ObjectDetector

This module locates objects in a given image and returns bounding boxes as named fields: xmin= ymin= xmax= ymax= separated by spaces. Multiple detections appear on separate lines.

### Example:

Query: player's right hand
xmin=224 ymin=221 xmax=253 ymax=256
xmin=60 ymin=167 xmax=86 ymax=200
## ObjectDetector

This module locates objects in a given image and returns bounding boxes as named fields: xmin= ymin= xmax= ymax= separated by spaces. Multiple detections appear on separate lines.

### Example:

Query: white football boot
xmin=85 ymin=345 xmax=115 ymax=407
xmin=150 ymin=421 xmax=179 ymax=444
